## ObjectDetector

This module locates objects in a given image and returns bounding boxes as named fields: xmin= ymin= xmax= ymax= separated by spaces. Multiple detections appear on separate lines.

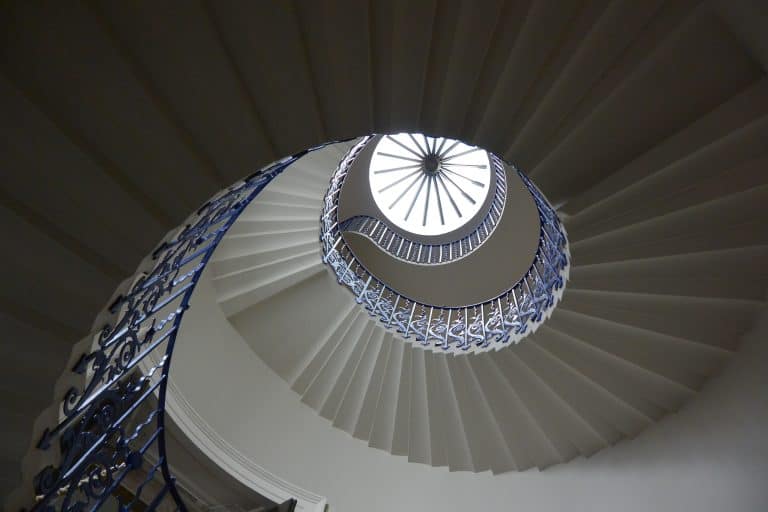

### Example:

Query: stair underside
xmin=210 ymin=123 xmax=768 ymax=471
xmin=3 ymin=0 xmax=768 ymax=502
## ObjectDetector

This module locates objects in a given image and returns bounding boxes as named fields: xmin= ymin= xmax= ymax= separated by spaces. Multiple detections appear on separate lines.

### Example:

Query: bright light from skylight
xmin=368 ymin=133 xmax=492 ymax=237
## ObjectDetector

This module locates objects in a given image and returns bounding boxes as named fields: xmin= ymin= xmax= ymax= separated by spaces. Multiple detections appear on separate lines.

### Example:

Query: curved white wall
xmin=171 ymin=269 xmax=768 ymax=512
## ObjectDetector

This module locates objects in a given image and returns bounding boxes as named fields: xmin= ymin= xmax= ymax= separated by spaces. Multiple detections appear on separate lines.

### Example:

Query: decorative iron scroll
xmin=321 ymin=138 xmax=570 ymax=355
xmin=24 ymin=149 xmax=313 ymax=512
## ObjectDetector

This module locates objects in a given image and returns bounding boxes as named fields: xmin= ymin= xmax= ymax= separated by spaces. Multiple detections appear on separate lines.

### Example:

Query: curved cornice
xmin=162 ymin=375 xmax=328 ymax=512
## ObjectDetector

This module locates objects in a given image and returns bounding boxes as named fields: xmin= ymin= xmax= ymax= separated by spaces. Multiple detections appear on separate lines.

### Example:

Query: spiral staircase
xmin=205 ymin=134 xmax=762 ymax=473
xmin=1 ymin=0 xmax=768 ymax=510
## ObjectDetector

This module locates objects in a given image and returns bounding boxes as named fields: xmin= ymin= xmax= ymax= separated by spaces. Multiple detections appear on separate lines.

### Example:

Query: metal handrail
xmin=20 ymin=134 xmax=567 ymax=512
xmin=320 ymin=138 xmax=570 ymax=354
xmin=22 ymin=144 xmax=330 ymax=512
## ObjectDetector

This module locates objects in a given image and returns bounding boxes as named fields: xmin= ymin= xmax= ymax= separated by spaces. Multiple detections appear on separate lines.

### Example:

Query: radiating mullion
xmin=405 ymin=175 xmax=428 ymax=220
xmin=408 ymin=133 xmax=428 ymax=156
xmin=433 ymin=175 xmax=446 ymax=225
xmin=374 ymin=163 xmax=422 ymax=174
xmin=422 ymin=134 xmax=432 ymax=156
xmin=379 ymin=168 xmax=424 ymax=193
xmin=386 ymin=135 xmax=427 ymax=159
xmin=423 ymin=175 xmax=433 ymax=226
xmin=378 ymin=151 xmax=423 ymax=163
xmin=441 ymin=167 xmax=485 ymax=187
xmin=442 ymin=146 xmax=481 ymax=161
xmin=439 ymin=139 xmax=462 ymax=159
xmin=443 ymin=162 xmax=488 ymax=169
xmin=435 ymin=137 xmax=448 ymax=157
xmin=388 ymin=171 xmax=426 ymax=209
xmin=438 ymin=171 xmax=476 ymax=204
xmin=436 ymin=174 xmax=463 ymax=217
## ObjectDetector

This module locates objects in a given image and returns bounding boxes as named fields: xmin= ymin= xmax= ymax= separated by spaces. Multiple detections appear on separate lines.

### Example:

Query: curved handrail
xmin=16 ymin=145 xmax=332 ymax=512
xmin=320 ymin=138 xmax=570 ymax=354
xmin=14 ymin=134 xmax=567 ymax=510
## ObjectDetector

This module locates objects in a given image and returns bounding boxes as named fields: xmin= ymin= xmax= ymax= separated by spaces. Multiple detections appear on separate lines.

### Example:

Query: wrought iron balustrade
xmin=15 ymin=133 xmax=567 ymax=511
xmin=321 ymin=138 xmax=570 ymax=354
xmin=17 ymin=146 xmax=327 ymax=512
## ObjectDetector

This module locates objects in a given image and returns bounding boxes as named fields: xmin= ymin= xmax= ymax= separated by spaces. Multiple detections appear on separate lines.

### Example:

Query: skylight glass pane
xmin=368 ymin=133 xmax=492 ymax=236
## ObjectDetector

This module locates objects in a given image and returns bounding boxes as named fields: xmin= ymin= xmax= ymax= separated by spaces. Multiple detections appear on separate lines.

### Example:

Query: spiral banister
xmin=321 ymin=137 xmax=570 ymax=355
xmin=13 ymin=146 xmax=328 ymax=512
xmin=14 ymin=132 xmax=568 ymax=510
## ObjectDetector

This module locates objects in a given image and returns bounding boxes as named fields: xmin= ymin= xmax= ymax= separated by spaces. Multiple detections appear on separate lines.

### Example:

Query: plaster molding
xmin=162 ymin=375 xmax=327 ymax=512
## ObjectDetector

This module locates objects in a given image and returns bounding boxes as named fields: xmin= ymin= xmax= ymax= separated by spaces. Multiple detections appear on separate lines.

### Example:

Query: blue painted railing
xmin=19 ymin=134 xmax=567 ymax=510
xmin=321 ymin=138 xmax=570 ymax=355
xmin=21 ymin=147 xmax=318 ymax=512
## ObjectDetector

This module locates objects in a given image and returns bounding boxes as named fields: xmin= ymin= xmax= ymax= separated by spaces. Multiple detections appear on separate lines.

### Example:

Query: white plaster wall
xmin=171 ymin=270 xmax=768 ymax=512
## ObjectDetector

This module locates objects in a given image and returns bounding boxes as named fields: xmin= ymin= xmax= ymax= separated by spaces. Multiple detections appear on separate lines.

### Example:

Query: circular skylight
xmin=368 ymin=133 xmax=492 ymax=237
